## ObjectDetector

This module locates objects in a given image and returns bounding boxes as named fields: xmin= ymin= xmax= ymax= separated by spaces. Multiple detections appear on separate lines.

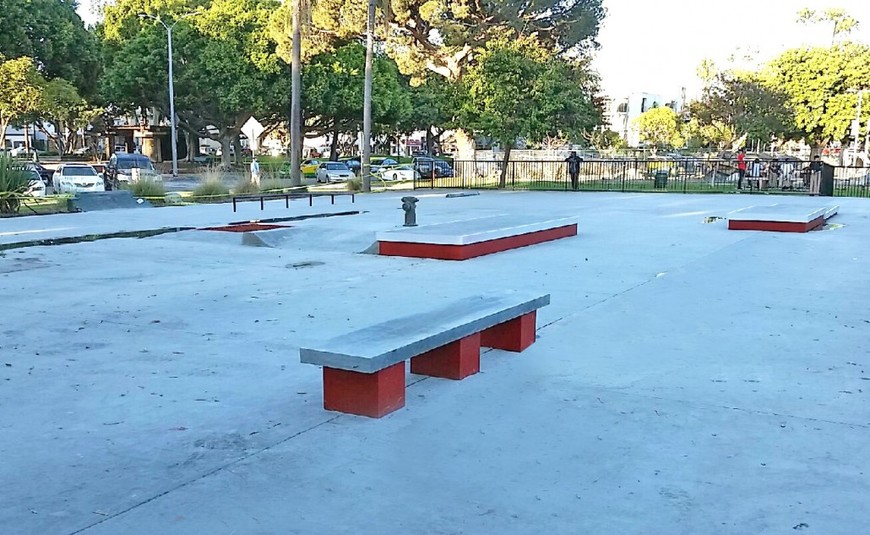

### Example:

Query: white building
xmin=3 ymin=126 xmax=50 ymax=152
xmin=605 ymin=92 xmax=684 ymax=148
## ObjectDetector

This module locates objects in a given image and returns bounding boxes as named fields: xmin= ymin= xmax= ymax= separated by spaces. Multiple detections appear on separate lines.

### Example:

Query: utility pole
xmin=289 ymin=0 xmax=303 ymax=186
xmin=361 ymin=0 xmax=375 ymax=193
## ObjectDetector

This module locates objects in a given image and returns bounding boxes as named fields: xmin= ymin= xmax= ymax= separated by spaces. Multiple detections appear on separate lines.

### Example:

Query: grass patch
xmin=129 ymin=179 xmax=166 ymax=198
xmin=233 ymin=179 xmax=261 ymax=195
xmin=193 ymin=178 xmax=230 ymax=203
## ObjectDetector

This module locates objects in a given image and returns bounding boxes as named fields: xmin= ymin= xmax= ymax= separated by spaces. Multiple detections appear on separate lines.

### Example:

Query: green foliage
xmin=687 ymin=72 xmax=794 ymax=148
xmin=0 ymin=56 xmax=46 ymax=149
xmin=307 ymin=0 xmax=605 ymax=81
xmin=633 ymin=107 xmax=684 ymax=151
xmin=37 ymin=79 xmax=102 ymax=155
xmin=129 ymin=178 xmax=166 ymax=198
xmin=460 ymin=36 xmax=599 ymax=147
xmin=345 ymin=177 xmax=362 ymax=192
xmin=797 ymin=7 xmax=860 ymax=45
xmin=0 ymin=0 xmax=101 ymax=96
xmin=0 ymin=154 xmax=31 ymax=213
xmin=101 ymin=0 xmax=289 ymax=167
xmin=767 ymin=43 xmax=870 ymax=147
xmin=303 ymin=42 xmax=412 ymax=137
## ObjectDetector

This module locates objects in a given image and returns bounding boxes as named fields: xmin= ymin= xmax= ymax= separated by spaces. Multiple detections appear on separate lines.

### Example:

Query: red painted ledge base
xmin=323 ymin=362 xmax=405 ymax=418
xmin=481 ymin=311 xmax=537 ymax=352
xmin=410 ymin=333 xmax=481 ymax=380
xmin=379 ymin=224 xmax=577 ymax=260
xmin=728 ymin=217 xmax=824 ymax=233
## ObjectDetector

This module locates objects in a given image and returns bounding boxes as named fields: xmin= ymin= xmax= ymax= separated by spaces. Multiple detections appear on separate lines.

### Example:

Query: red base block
xmin=728 ymin=217 xmax=824 ymax=233
xmin=410 ymin=333 xmax=481 ymax=380
xmin=322 ymin=362 xmax=405 ymax=418
xmin=480 ymin=311 xmax=537 ymax=352
xmin=379 ymin=224 xmax=577 ymax=260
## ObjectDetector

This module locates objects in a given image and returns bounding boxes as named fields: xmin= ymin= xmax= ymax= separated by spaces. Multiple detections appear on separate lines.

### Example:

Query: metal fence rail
xmin=414 ymin=158 xmax=870 ymax=198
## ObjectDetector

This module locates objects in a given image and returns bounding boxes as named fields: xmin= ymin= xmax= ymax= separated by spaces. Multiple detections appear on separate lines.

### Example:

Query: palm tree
xmin=361 ymin=0 xmax=376 ymax=193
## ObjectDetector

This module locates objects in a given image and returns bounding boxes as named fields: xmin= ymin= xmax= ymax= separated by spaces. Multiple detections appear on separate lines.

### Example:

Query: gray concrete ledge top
xmin=300 ymin=292 xmax=550 ymax=373
xmin=376 ymin=214 xmax=579 ymax=245
xmin=728 ymin=203 xmax=839 ymax=223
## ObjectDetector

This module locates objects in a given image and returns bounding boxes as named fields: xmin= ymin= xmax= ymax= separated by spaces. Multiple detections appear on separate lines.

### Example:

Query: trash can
xmin=654 ymin=170 xmax=668 ymax=189
xmin=819 ymin=163 xmax=834 ymax=197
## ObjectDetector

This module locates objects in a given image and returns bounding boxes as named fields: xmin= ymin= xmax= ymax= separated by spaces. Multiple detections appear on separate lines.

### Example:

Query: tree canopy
xmin=633 ymin=107 xmax=683 ymax=152
xmin=0 ymin=0 xmax=101 ymax=97
xmin=0 ymin=56 xmax=46 ymax=150
xmin=767 ymin=43 xmax=870 ymax=148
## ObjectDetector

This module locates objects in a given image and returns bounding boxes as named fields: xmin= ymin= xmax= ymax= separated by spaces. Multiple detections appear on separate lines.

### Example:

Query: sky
xmin=77 ymin=0 xmax=870 ymax=101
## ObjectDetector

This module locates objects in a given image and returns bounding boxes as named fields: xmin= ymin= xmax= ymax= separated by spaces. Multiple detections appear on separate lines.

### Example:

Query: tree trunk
xmin=0 ymin=116 xmax=8 ymax=150
xmin=499 ymin=143 xmax=512 ymax=189
xmin=232 ymin=136 xmax=243 ymax=165
xmin=186 ymin=131 xmax=199 ymax=160
xmin=220 ymin=137 xmax=232 ymax=168
xmin=24 ymin=124 xmax=31 ymax=154
xmin=425 ymin=127 xmax=433 ymax=155
xmin=330 ymin=123 xmax=340 ymax=160
xmin=455 ymin=129 xmax=475 ymax=159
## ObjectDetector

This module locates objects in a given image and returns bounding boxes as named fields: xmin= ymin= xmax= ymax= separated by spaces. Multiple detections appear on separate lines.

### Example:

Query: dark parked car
xmin=413 ymin=157 xmax=454 ymax=178
xmin=103 ymin=152 xmax=161 ymax=190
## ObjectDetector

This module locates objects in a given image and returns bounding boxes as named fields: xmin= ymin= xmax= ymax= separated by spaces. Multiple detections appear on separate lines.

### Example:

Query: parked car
xmin=413 ymin=157 xmax=454 ymax=178
xmin=315 ymin=161 xmax=354 ymax=183
xmin=103 ymin=152 xmax=161 ymax=190
xmin=340 ymin=156 xmax=361 ymax=174
xmin=53 ymin=163 xmax=105 ymax=193
xmin=23 ymin=168 xmax=46 ymax=197
xmin=25 ymin=162 xmax=53 ymax=186
xmin=370 ymin=157 xmax=399 ymax=175
xmin=376 ymin=164 xmax=419 ymax=181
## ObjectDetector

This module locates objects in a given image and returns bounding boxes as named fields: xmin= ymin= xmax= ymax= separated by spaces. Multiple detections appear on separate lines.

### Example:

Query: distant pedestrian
xmin=736 ymin=148 xmax=747 ymax=190
xmin=250 ymin=155 xmax=261 ymax=186
xmin=564 ymin=151 xmax=583 ymax=191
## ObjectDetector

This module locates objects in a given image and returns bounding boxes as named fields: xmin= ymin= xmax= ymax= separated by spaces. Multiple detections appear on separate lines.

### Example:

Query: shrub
xmin=346 ymin=177 xmax=362 ymax=192
xmin=0 ymin=154 xmax=31 ymax=214
xmin=194 ymin=178 xmax=230 ymax=202
xmin=130 ymin=179 xmax=166 ymax=198
xmin=234 ymin=179 xmax=261 ymax=195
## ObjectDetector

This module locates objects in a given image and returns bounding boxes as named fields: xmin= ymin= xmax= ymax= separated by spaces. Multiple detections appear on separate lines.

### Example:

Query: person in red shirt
xmin=736 ymin=149 xmax=747 ymax=190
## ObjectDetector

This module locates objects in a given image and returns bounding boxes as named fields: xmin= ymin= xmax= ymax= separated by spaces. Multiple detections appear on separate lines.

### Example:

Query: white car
xmin=315 ymin=161 xmax=354 ymax=183
xmin=53 ymin=163 xmax=105 ymax=193
xmin=377 ymin=164 xmax=419 ymax=182
xmin=23 ymin=169 xmax=46 ymax=197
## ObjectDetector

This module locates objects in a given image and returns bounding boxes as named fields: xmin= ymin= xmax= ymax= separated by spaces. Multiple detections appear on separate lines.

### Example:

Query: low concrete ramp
xmin=241 ymin=228 xmax=296 ymax=248
xmin=69 ymin=191 xmax=152 ymax=212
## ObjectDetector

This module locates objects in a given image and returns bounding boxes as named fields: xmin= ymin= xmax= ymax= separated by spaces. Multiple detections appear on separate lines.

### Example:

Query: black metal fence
xmin=413 ymin=158 xmax=870 ymax=198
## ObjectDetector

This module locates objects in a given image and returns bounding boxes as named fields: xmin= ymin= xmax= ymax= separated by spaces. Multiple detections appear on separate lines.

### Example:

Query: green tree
xmin=0 ymin=0 xmax=101 ymax=97
xmin=767 ymin=43 xmax=870 ymax=150
xmin=459 ymin=36 xmax=600 ymax=187
xmin=308 ymin=0 xmax=605 ymax=81
xmin=0 ymin=56 xmax=46 ymax=150
xmin=36 ymin=79 xmax=102 ymax=156
xmin=303 ymin=43 xmax=411 ymax=159
xmin=633 ymin=107 xmax=683 ymax=152
xmin=687 ymin=72 xmax=794 ymax=149
xmin=401 ymin=75 xmax=461 ymax=154
xmin=101 ymin=0 xmax=289 ymax=168
xmin=797 ymin=7 xmax=859 ymax=45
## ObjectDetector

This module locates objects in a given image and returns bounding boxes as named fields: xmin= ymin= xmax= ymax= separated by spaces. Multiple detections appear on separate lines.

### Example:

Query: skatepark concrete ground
xmin=1 ymin=191 xmax=868 ymax=534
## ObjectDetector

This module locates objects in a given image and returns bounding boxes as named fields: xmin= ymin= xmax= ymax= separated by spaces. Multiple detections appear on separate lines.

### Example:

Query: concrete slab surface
xmin=377 ymin=214 xmax=580 ymax=245
xmin=1 ymin=191 xmax=868 ymax=535
xmin=727 ymin=203 xmax=839 ymax=223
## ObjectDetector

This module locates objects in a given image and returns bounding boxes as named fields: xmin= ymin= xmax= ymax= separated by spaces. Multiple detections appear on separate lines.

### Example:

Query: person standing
xmin=250 ymin=155 xmax=261 ymax=186
xmin=564 ymin=151 xmax=583 ymax=191
xmin=809 ymin=155 xmax=822 ymax=195
xmin=736 ymin=148 xmax=747 ymax=190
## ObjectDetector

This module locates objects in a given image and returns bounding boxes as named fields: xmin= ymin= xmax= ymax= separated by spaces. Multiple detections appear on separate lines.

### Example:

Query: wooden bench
xmin=299 ymin=292 xmax=550 ymax=418
xmin=231 ymin=192 xmax=355 ymax=212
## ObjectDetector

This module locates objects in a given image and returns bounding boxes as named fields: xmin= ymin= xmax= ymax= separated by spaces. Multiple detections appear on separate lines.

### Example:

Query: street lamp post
xmin=139 ymin=12 xmax=199 ymax=178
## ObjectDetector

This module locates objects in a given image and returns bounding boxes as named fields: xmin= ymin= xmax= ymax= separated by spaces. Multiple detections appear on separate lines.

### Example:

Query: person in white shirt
xmin=250 ymin=156 xmax=261 ymax=186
